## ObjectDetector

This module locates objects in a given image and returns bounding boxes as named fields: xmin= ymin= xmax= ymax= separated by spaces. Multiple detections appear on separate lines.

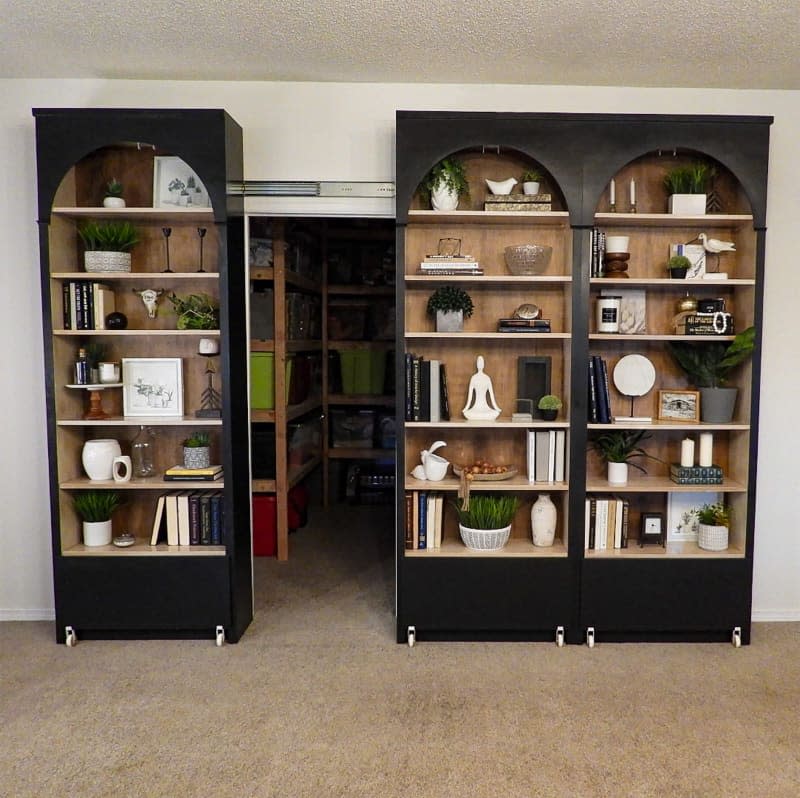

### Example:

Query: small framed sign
xmin=658 ymin=390 xmax=700 ymax=422
xmin=640 ymin=512 xmax=665 ymax=547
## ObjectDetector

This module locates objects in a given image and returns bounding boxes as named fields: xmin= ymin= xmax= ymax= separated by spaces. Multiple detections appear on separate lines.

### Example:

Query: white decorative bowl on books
xmin=504 ymin=244 xmax=553 ymax=275
xmin=85 ymin=251 xmax=131 ymax=273
xmin=459 ymin=523 xmax=511 ymax=551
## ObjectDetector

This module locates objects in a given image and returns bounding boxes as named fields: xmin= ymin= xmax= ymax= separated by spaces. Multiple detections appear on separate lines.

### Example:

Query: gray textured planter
xmin=183 ymin=446 xmax=210 ymax=469
xmin=700 ymin=387 xmax=738 ymax=423
xmin=436 ymin=310 xmax=464 ymax=332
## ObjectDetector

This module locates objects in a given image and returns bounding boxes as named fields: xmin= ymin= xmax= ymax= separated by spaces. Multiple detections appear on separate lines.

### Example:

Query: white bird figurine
xmin=697 ymin=233 xmax=736 ymax=253
xmin=485 ymin=177 xmax=517 ymax=195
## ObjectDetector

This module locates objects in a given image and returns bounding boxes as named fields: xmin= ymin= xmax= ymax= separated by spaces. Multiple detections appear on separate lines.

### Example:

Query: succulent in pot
xmin=537 ymin=394 xmax=563 ymax=421
xmin=183 ymin=431 xmax=211 ymax=469
xmin=667 ymin=254 xmax=691 ymax=279
xmin=426 ymin=286 xmax=474 ymax=332
xmin=520 ymin=168 xmax=543 ymax=195
xmin=103 ymin=178 xmax=125 ymax=208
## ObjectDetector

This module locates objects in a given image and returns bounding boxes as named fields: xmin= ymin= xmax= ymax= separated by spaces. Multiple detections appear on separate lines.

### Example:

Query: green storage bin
xmin=339 ymin=350 xmax=386 ymax=395
xmin=250 ymin=352 xmax=293 ymax=409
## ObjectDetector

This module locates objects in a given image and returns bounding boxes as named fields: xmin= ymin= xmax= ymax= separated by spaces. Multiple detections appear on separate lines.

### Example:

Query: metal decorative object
xmin=162 ymin=227 xmax=173 ymax=272
xmin=197 ymin=227 xmax=207 ymax=272
xmin=196 ymin=340 xmax=222 ymax=418
xmin=513 ymin=303 xmax=541 ymax=320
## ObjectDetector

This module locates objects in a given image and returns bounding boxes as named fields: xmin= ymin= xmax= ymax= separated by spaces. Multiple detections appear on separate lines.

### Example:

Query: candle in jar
xmin=699 ymin=432 xmax=713 ymax=467
xmin=630 ymin=178 xmax=636 ymax=204
xmin=609 ymin=179 xmax=615 ymax=204
xmin=680 ymin=438 xmax=695 ymax=467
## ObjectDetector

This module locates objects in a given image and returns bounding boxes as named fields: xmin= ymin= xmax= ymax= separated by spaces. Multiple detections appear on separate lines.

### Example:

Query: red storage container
xmin=252 ymin=487 xmax=309 ymax=557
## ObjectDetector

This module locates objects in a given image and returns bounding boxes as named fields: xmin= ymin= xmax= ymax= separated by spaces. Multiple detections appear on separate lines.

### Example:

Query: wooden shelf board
xmin=52 ymin=272 xmax=219 ymax=281
xmin=55 ymin=329 xmax=220 ymax=337
xmin=405 ymin=538 xmax=568 ymax=557
xmin=250 ymin=410 xmax=276 ymax=423
xmin=252 ymin=479 xmax=277 ymax=492
xmin=286 ymin=340 xmax=322 ymax=352
xmin=594 ymin=213 xmax=753 ymax=228
xmin=285 ymin=271 xmax=322 ymax=293
xmin=586 ymin=476 xmax=747 ymax=492
xmin=52 ymin=207 xmax=214 ymax=222
xmin=589 ymin=421 xmax=749 ymax=431
xmin=405 ymin=476 xmax=568 ymax=491
xmin=585 ymin=542 xmax=745 ymax=559
xmin=590 ymin=277 xmax=755 ymax=286
xmin=288 ymin=455 xmax=321 ymax=488
xmin=249 ymin=340 xmax=275 ymax=352
xmin=327 ymin=394 xmax=395 ymax=406
xmin=328 ymin=285 xmax=395 ymax=295
xmin=58 ymin=416 xmax=223 ymax=427
xmin=328 ymin=340 xmax=395 ymax=350
xmin=286 ymin=397 xmax=323 ymax=421
xmin=589 ymin=333 xmax=735 ymax=342
xmin=60 ymin=478 xmax=224 ymax=490
xmin=250 ymin=266 xmax=275 ymax=281
xmin=62 ymin=541 xmax=226 ymax=557
xmin=408 ymin=210 xmax=570 ymax=225
xmin=406 ymin=275 xmax=572 ymax=284
xmin=405 ymin=331 xmax=571 ymax=339
xmin=329 ymin=448 xmax=395 ymax=460
xmin=406 ymin=417 xmax=569 ymax=429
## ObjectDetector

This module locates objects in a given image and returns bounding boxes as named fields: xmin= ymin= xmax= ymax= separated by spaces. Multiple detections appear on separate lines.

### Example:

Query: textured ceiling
xmin=1 ymin=0 xmax=798 ymax=89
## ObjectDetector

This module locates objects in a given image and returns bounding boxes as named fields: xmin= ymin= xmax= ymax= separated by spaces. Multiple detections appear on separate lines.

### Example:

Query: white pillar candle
xmin=680 ymin=438 xmax=695 ymax=467
xmin=609 ymin=179 xmax=615 ymax=204
xmin=698 ymin=432 xmax=713 ymax=467
xmin=630 ymin=178 xmax=636 ymax=204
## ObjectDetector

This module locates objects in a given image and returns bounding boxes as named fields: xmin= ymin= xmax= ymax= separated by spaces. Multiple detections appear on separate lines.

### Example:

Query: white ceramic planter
xmin=607 ymin=462 xmax=628 ymax=486
xmin=668 ymin=194 xmax=707 ymax=215
xmin=436 ymin=310 xmax=464 ymax=332
xmin=102 ymin=196 xmax=126 ymax=208
xmin=431 ymin=183 xmax=459 ymax=211
xmin=698 ymin=522 xmax=729 ymax=551
xmin=82 ymin=439 xmax=122 ymax=481
xmin=522 ymin=181 xmax=540 ymax=196
xmin=458 ymin=523 xmax=511 ymax=551
xmin=83 ymin=520 xmax=112 ymax=547
xmin=85 ymin=251 xmax=131 ymax=273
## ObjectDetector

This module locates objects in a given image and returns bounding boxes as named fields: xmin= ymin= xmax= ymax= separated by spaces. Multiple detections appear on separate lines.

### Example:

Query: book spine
xmin=588 ymin=498 xmax=596 ymax=549
xmin=620 ymin=499 xmax=629 ymax=548
xmin=74 ymin=282 xmax=84 ymax=330
xmin=189 ymin=494 xmax=201 ymax=545
xmin=588 ymin=358 xmax=598 ymax=423
xmin=417 ymin=491 xmax=427 ymax=549
xmin=404 ymin=493 xmax=414 ymax=549
xmin=419 ymin=359 xmax=431 ymax=422
xmin=439 ymin=363 xmax=450 ymax=421
xmin=200 ymin=496 xmax=211 ymax=544
xmin=404 ymin=353 xmax=413 ymax=421
xmin=210 ymin=494 xmax=222 ymax=545
xmin=599 ymin=358 xmax=612 ymax=423
xmin=62 ymin=282 xmax=72 ymax=330
xmin=411 ymin=356 xmax=422 ymax=422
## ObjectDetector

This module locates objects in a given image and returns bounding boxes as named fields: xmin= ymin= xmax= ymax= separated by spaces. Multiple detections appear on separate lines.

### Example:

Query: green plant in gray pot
xmin=668 ymin=326 xmax=755 ymax=423
xmin=78 ymin=220 xmax=139 ymax=272
xmin=183 ymin=431 xmax=211 ymax=469
xmin=426 ymin=285 xmax=474 ymax=332
xmin=73 ymin=490 xmax=121 ymax=547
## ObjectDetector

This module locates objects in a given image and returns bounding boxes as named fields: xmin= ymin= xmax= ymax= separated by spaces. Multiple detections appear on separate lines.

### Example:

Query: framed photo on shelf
xmin=153 ymin=156 xmax=209 ymax=209
xmin=122 ymin=357 xmax=183 ymax=417
xmin=640 ymin=512 xmax=665 ymax=547
xmin=517 ymin=356 xmax=551 ymax=419
xmin=658 ymin=390 xmax=700 ymax=422
xmin=666 ymin=491 xmax=722 ymax=543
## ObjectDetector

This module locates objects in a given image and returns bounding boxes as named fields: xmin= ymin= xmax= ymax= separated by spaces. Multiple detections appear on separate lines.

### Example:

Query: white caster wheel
xmin=556 ymin=626 xmax=565 ymax=648
xmin=586 ymin=627 xmax=595 ymax=648
xmin=732 ymin=627 xmax=742 ymax=648
xmin=215 ymin=625 xmax=226 ymax=647
xmin=407 ymin=626 xmax=416 ymax=648
xmin=65 ymin=626 xmax=77 ymax=647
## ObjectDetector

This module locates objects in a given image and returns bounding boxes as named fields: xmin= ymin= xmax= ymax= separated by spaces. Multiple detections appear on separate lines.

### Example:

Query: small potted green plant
xmin=167 ymin=293 xmax=220 ymax=330
xmin=663 ymin=162 xmax=715 ymax=215
xmin=103 ymin=178 xmax=125 ymax=208
xmin=697 ymin=502 xmax=731 ymax=551
xmin=520 ymin=169 xmax=543 ymax=195
xmin=667 ymin=326 xmax=755 ymax=422
xmin=73 ymin=490 xmax=121 ymax=547
xmin=426 ymin=285 xmax=474 ymax=332
xmin=667 ymin=254 xmax=691 ymax=279
xmin=537 ymin=394 xmax=562 ymax=421
xmin=183 ymin=431 xmax=211 ymax=469
xmin=419 ymin=156 xmax=470 ymax=211
xmin=590 ymin=429 xmax=658 ymax=486
xmin=452 ymin=494 xmax=519 ymax=551
xmin=78 ymin=220 xmax=139 ymax=273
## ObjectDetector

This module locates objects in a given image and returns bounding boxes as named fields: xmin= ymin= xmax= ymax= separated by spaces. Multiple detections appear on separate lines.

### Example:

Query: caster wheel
xmin=215 ymin=625 xmax=225 ymax=647
xmin=586 ymin=627 xmax=595 ymax=649
xmin=407 ymin=626 xmax=416 ymax=648
xmin=732 ymin=627 xmax=742 ymax=648
xmin=65 ymin=626 xmax=77 ymax=647
xmin=556 ymin=626 xmax=565 ymax=648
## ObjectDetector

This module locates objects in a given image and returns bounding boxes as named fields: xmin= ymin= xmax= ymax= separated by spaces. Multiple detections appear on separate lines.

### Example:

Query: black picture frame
xmin=640 ymin=512 xmax=666 ymax=547
xmin=517 ymin=356 xmax=552 ymax=419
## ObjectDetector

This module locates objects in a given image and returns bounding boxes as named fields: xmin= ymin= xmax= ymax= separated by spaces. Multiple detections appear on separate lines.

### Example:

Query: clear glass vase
xmin=131 ymin=425 xmax=157 ymax=478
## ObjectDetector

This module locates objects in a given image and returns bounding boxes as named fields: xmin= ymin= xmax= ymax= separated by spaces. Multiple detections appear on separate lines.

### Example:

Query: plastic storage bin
xmin=338 ymin=350 xmax=387 ymax=395
xmin=250 ymin=353 xmax=293 ymax=410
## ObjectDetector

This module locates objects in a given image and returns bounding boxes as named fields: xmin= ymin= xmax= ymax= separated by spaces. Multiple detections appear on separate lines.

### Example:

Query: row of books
xmin=62 ymin=280 xmax=116 ymax=330
xmin=404 ymin=491 xmax=445 ymax=550
xmin=589 ymin=228 xmax=607 ymax=278
xmin=526 ymin=429 xmax=567 ymax=483
xmin=404 ymin=354 xmax=451 ymax=422
xmin=584 ymin=497 xmax=630 ymax=550
xmin=588 ymin=355 xmax=613 ymax=423
xmin=150 ymin=491 xmax=224 ymax=546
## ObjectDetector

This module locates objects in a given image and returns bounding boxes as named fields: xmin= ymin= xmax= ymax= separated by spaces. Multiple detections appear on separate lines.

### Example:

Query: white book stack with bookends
xmin=527 ymin=429 xmax=567 ymax=483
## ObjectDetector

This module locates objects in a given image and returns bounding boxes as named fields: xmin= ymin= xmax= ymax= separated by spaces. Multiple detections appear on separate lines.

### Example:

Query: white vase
xmin=82 ymin=439 xmax=122 ymax=481
xmin=83 ymin=520 xmax=112 ymax=547
xmin=607 ymin=462 xmax=628 ymax=486
xmin=522 ymin=181 xmax=540 ymax=196
xmin=431 ymin=182 xmax=459 ymax=211
xmin=531 ymin=493 xmax=557 ymax=547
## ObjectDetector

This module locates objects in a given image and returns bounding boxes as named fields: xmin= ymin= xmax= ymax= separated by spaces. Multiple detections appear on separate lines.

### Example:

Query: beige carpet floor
xmin=1 ymin=503 xmax=799 ymax=798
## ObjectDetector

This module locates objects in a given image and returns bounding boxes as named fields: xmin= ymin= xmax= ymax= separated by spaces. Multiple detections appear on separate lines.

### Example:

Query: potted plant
xmin=426 ymin=286 xmax=474 ymax=332
xmin=183 ymin=431 xmax=211 ymax=469
xmin=452 ymin=494 xmax=519 ymax=551
xmin=520 ymin=169 xmax=542 ymax=195
xmin=667 ymin=326 xmax=755 ymax=422
xmin=666 ymin=254 xmax=691 ymax=279
xmin=538 ymin=394 xmax=562 ymax=421
xmin=167 ymin=292 xmax=220 ymax=330
xmin=103 ymin=178 xmax=125 ymax=208
xmin=419 ymin=157 xmax=470 ymax=211
xmin=590 ymin=429 xmax=657 ymax=486
xmin=663 ymin=162 xmax=715 ymax=215
xmin=78 ymin=220 xmax=139 ymax=273
xmin=73 ymin=490 xmax=121 ymax=547
xmin=697 ymin=502 xmax=731 ymax=551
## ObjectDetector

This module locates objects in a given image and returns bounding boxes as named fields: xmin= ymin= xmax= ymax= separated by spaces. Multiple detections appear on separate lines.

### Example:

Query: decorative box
xmin=669 ymin=463 xmax=724 ymax=485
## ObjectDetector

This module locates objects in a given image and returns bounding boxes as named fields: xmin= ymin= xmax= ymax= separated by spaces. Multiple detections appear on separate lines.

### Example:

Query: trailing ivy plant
xmin=418 ymin=157 xmax=470 ymax=204
xmin=168 ymin=293 xmax=220 ymax=330
xmin=697 ymin=502 xmax=731 ymax=528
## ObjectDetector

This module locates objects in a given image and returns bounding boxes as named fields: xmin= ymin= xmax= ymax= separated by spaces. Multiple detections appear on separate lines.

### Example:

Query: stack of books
xmin=419 ymin=254 xmax=482 ymax=276
xmin=526 ymin=429 xmax=567 ymax=483
xmin=588 ymin=355 xmax=612 ymax=423
xmin=585 ymin=497 xmax=630 ymax=550
xmin=164 ymin=464 xmax=224 ymax=482
xmin=404 ymin=491 xmax=444 ymax=550
xmin=404 ymin=354 xmax=451 ymax=422
xmin=497 ymin=318 xmax=552 ymax=333
xmin=150 ymin=491 xmax=225 ymax=546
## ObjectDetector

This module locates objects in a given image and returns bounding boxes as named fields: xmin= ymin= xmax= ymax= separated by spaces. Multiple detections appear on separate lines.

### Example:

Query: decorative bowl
xmin=458 ymin=523 xmax=511 ymax=551
xmin=504 ymin=244 xmax=553 ymax=275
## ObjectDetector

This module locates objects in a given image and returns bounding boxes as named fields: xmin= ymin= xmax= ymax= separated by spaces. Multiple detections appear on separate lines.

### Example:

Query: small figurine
xmin=462 ymin=356 xmax=501 ymax=421
xmin=132 ymin=288 xmax=165 ymax=319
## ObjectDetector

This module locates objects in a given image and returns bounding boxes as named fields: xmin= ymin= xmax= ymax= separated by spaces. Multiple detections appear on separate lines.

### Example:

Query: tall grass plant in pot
xmin=452 ymin=494 xmax=518 ymax=551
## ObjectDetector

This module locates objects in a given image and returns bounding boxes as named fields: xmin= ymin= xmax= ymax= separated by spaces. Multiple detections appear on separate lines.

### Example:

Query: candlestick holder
xmin=162 ymin=227 xmax=173 ymax=273
xmin=602 ymin=251 xmax=629 ymax=278
xmin=609 ymin=202 xmax=617 ymax=213
xmin=197 ymin=227 xmax=207 ymax=272
xmin=629 ymin=201 xmax=637 ymax=214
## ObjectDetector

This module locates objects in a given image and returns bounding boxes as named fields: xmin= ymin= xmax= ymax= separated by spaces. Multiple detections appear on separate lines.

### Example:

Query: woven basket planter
xmin=85 ymin=251 xmax=131 ymax=273
xmin=183 ymin=446 xmax=210 ymax=469
xmin=458 ymin=523 xmax=511 ymax=552
xmin=698 ymin=522 xmax=729 ymax=551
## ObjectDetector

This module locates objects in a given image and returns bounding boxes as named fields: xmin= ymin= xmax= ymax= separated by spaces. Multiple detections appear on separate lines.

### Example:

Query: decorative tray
xmin=453 ymin=465 xmax=518 ymax=481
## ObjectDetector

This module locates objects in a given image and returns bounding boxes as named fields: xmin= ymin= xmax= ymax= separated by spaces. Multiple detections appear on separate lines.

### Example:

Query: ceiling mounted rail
xmin=227 ymin=180 xmax=395 ymax=198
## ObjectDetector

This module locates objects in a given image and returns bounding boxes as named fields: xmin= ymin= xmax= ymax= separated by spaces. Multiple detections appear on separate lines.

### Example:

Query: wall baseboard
xmin=0 ymin=609 xmax=55 ymax=622
xmin=752 ymin=610 xmax=800 ymax=622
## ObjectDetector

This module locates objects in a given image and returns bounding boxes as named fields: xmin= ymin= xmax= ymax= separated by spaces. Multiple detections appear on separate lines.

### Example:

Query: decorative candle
xmin=609 ymin=179 xmax=615 ymax=204
xmin=699 ymin=432 xmax=713 ymax=467
xmin=198 ymin=337 xmax=220 ymax=355
xmin=630 ymin=178 xmax=636 ymax=204
xmin=680 ymin=437 xmax=695 ymax=468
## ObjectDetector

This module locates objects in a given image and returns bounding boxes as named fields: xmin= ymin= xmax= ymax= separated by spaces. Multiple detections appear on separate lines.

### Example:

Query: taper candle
xmin=680 ymin=437 xmax=695 ymax=468
xmin=699 ymin=432 xmax=713 ymax=467
xmin=630 ymin=178 xmax=636 ymax=204
xmin=609 ymin=179 xmax=615 ymax=204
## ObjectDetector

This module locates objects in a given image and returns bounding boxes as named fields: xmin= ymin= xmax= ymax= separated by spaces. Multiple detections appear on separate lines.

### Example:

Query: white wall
xmin=2 ymin=79 xmax=798 ymax=621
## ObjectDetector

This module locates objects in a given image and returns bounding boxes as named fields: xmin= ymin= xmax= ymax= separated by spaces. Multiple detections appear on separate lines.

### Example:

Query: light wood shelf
xmin=594 ymin=213 xmax=753 ymax=228
xmin=62 ymin=541 xmax=226 ymax=557
xmin=584 ymin=541 xmax=745 ymax=559
xmin=52 ymin=206 xmax=214 ymax=222
xmin=408 ymin=210 xmax=570 ymax=225
xmin=52 ymin=272 xmax=219 ymax=281
xmin=586 ymin=476 xmax=747 ymax=493
xmin=405 ymin=538 xmax=568 ymax=557
xmin=57 ymin=416 xmax=223 ymax=427
xmin=405 ymin=476 xmax=567 ymax=491
xmin=59 ymin=477 xmax=224 ymax=490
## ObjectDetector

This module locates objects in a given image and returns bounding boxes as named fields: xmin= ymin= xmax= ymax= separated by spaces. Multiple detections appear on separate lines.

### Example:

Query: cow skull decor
xmin=133 ymin=288 xmax=165 ymax=319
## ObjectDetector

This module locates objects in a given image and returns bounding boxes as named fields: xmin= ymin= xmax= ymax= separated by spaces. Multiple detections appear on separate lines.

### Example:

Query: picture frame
xmin=122 ymin=357 xmax=183 ymax=417
xmin=658 ymin=389 xmax=700 ymax=422
xmin=517 ymin=356 xmax=552 ymax=419
xmin=666 ymin=491 xmax=722 ymax=542
xmin=640 ymin=512 xmax=665 ymax=547
xmin=153 ymin=156 xmax=210 ymax=209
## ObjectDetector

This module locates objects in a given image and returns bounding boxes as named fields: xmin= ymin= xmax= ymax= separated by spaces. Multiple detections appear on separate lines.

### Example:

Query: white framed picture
xmin=122 ymin=358 xmax=183 ymax=417
xmin=153 ymin=156 xmax=210 ymax=209
xmin=666 ymin=491 xmax=722 ymax=543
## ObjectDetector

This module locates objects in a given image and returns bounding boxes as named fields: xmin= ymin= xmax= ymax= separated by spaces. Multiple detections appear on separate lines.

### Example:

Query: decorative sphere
xmin=105 ymin=312 xmax=128 ymax=330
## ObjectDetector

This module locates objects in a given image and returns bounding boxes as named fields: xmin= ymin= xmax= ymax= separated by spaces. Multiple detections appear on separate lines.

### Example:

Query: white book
xmin=535 ymin=431 xmax=550 ymax=482
xmin=165 ymin=494 xmax=179 ymax=546
xmin=93 ymin=283 xmax=116 ymax=330
xmin=596 ymin=499 xmax=608 ymax=550
xmin=614 ymin=499 xmax=624 ymax=549
xmin=554 ymin=430 xmax=566 ymax=482
xmin=150 ymin=494 xmax=167 ymax=545
xmin=426 ymin=494 xmax=437 ymax=550
xmin=429 ymin=360 xmax=440 ymax=423
xmin=547 ymin=430 xmax=556 ymax=482
xmin=177 ymin=492 xmax=191 ymax=546
xmin=585 ymin=498 xmax=591 ymax=550
xmin=434 ymin=495 xmax=444 ymax=548
xmin=527 ymin=430 xmax=536 ymax=482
